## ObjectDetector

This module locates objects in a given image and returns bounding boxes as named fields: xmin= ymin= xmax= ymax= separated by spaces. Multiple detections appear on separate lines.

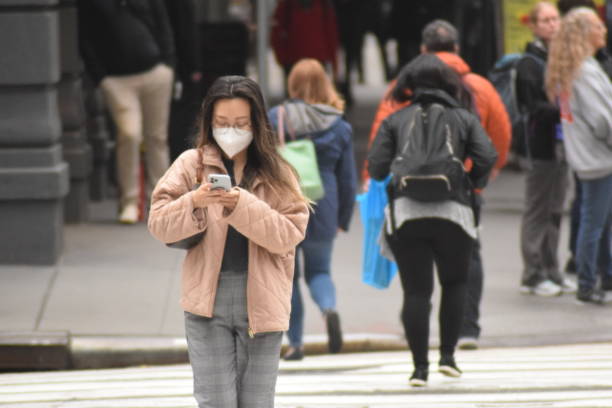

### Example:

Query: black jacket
xmin=164 ymin=0 xmax=201 ymax=84
xmin=78 ymin=0 xmax=175 ymax=84
xmin=367 ymin=89 xmax=497 ymax=206
xmin=515 ymin=41 xmax=559 ymax=160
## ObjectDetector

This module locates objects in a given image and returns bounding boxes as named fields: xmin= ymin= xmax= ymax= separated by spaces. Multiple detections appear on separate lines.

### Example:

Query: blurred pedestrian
xmin=362 ymin=19 xmax=511 ymax=351
xmin=164 ymin=0 xmax=204 ymax=161
xmin=270 ymin=0 xmax=340 ymax=86
xmin=78 ymin=0 xmax=175 ymax=224
xmin=148 ymin=76 xmax=310 ymax=407
xmin=420 ymin=20 xmax=511 ymax=351
xmin=545 ymin=7 xmax=612 ymax=304
xmin=556 ymin=0 xmax=612 ymax=279
xmin=515 ymin=2 xmax=576 ymax=297
xmin=268 ymin=59 xmax=358 ymax=360
xmin=368 ymin=54 xmax=497 ymax=387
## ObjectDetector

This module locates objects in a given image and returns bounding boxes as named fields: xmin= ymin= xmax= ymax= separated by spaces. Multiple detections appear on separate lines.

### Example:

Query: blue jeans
xmin=287 ymin=239 xmax=336 ymax=348
xmin=576 ymin=173 xmax=612 ymax=291
xmin=570 ymin=175 xmax=611 ymax=280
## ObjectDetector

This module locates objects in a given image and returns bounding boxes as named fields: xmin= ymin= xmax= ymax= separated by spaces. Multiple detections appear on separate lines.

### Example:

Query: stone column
xmin=0 ymin=0 xmax=69 ymax=264
xmin=58 ymin=0 xmax=91 ymax=222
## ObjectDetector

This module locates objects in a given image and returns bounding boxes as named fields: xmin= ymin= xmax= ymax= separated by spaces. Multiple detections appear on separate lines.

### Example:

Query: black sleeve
xmin=515 ymin=57 xmax=559 ymax=123
xmin=367 ymin=117 xmax=397 ymax=181
xmin=150 ymin=0 xmax=176 ymax=68
xmin=77 ymin=0 xmax=107 ymax=84
xmin=165 ymin=0 xmax=201 ymax=82
xmin=463 ymin=114 xmax=497 ymax=189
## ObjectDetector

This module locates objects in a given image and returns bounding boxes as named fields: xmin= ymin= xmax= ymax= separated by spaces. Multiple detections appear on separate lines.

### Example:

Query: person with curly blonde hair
xmin=545 ymin=7 xmax=612 ymax=305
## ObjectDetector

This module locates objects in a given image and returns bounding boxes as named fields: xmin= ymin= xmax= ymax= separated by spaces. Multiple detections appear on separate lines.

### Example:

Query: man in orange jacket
xmin=364 ymin=20 xmax=511 ymax=350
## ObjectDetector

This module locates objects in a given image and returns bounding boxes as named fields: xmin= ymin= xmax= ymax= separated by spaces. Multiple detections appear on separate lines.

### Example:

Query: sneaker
xmin=457 ymin=337 xmax=478 ymax=350
xmin=409 ymin=366 xmax=428 ymax=387
xmin=439 ymin=355 xmax=462 ymax=378
xmin=282 ymin=346 xmax=304 ymax=361
xmin=118 ymin=204 xmax=138 ymax=224
xmin=520 ymin=280 xmax=562 ymax=297
xmin=324 ymin=310 xmax=343 ymax=354
xmin=576 ymin=288 xmax=605 ymax=305
xmin=560 ymin=278 xmax=577 ymax=294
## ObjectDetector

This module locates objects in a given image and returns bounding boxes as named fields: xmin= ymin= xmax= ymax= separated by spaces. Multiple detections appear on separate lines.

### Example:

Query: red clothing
xmin=271 ymin=0 xmax=339 ymax=71
xmin=363 ymin=52 xmax=511 ymax=182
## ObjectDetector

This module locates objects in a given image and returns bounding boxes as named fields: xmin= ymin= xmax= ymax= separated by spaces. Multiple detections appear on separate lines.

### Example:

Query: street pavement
xmin=2 ymin=343 xmax=612 ymax=407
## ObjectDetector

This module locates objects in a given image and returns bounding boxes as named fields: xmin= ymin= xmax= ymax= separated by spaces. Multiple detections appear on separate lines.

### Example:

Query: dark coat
xmin=78 ymin=0 xmax=175 ymax=84
xmin=268 ymin=100 xmax=357 ymax=242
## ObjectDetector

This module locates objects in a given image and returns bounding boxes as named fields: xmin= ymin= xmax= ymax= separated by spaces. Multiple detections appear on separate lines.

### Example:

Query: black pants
xmin=461 ymin=196 xmax=483 ymax=339
xmin=387 ymin=218 xmax=474 ymax=368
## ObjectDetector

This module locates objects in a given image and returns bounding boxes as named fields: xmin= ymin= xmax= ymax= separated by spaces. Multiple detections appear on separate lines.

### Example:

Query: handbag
xmin=277 ymin=105 xmax=325 ymax=201
xmin=357 ymin=176 xmax=397 ymax=289
xmin=166 ymin=149 xmax=206 ymax=249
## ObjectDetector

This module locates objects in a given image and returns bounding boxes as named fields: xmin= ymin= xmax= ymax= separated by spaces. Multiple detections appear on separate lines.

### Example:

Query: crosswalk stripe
xmin=1 ymin=344 xmax=611 ymax=407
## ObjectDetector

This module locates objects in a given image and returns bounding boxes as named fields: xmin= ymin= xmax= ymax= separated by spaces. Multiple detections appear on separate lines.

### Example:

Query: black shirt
xmin=78 ymin=0 xmax=175 ymax=84
xmin=220 ymin=157 xmax=249 ymax=274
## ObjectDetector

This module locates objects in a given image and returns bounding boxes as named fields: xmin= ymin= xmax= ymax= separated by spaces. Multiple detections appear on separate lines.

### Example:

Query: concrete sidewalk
xmin=1 ymin=83 xmax=611 ymax=371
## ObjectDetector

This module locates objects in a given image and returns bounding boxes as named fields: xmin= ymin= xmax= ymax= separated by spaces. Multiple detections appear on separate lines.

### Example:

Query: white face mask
xmin=212 ymin=127 xmax=253 ymax=158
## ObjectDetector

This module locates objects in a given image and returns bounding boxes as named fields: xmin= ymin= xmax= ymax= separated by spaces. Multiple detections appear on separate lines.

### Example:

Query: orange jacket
xmin=363 ymin=52 xmax=511 ymax=182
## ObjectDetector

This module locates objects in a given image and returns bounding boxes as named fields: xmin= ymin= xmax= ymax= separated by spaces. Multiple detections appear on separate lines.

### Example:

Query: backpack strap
xmin=278 ymin=104 xmax=297 ymax=146
xmin=195 ymin=148 xmax=204 ymax=185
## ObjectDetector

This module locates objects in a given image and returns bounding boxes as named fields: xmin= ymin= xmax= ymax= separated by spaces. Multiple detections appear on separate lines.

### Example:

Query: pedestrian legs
xmin=99 ymin=75 xmax=142 ymax=211
xmin=185 ymin=274 xmax=282 ymax=408
xmin=140 ymin=64 xmax=173 ymax=196
xmin=520 ymin=159 xmax=569 ymax=288
xmin=576 ymin=174 xmax=612 ymax=294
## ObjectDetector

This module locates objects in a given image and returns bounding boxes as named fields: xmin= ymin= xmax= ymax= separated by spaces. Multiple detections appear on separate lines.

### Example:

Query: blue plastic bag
xmin=357 ymin=176 xmax=398 ymax=289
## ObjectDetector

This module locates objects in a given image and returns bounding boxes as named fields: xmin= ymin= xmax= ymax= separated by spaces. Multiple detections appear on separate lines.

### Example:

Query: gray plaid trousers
xmin=185 ymin=273 xmax=283 ymax=408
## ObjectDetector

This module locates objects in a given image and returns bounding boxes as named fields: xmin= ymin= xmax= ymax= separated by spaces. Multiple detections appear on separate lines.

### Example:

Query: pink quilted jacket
xmin=148 ymin=146 xmax=309 ymax=335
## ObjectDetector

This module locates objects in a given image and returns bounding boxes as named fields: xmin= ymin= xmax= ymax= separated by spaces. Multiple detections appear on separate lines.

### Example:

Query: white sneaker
xmin=521 ymin=280 xmax=562 ymax=297
xmin=533 ymin=280 xmax=562 ymax=296
xmin=560 ymin=278 xmax=577 ymax=294
xmin=118 ymin=204 xmax=139 ymax=224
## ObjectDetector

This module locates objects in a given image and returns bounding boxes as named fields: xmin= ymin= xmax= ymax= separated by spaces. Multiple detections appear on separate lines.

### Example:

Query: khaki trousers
xmin=100 ymin=63 xmax=173 ymax=208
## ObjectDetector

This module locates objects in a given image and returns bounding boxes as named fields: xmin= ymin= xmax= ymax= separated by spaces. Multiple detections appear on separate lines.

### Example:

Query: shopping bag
xmin=357 ymin=176 xmax=397 ymax=289
xmin=277 ymin=105 xmax=325 ymax=201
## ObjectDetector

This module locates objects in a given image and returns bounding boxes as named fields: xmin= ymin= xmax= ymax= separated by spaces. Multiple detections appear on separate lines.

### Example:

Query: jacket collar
xmin=412 ymin=88 xmax=462 ymax=108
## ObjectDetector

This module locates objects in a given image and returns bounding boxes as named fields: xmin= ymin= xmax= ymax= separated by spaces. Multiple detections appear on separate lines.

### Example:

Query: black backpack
xmin=389 ymin=102 xmax=468 ymax=204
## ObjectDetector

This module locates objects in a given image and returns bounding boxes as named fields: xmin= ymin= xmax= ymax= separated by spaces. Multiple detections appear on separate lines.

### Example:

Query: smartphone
xmin=208 ymin=174 xmax=232 ymax=191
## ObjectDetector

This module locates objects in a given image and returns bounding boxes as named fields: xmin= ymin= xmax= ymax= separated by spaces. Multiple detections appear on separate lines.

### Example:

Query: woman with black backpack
xmin=367 ymin=54 xmax=497 ymax=387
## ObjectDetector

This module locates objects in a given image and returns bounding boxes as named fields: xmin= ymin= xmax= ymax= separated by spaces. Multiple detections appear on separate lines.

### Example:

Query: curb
xmin=0 ymin=332 xmax=407 ymax=371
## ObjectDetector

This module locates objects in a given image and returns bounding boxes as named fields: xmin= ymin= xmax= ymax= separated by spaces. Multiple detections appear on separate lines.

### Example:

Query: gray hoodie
xmin=282 ymin=101 xmax=343 ymax=136
xmin=562 ymin=57 xmax=612 ymax=180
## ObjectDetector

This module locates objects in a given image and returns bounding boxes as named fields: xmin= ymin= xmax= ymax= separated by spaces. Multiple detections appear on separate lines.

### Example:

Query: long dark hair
xmin=391 ymin=54 xmax=474 ymax=111
xmin=195 ymin=75 xmax=307 ymax=204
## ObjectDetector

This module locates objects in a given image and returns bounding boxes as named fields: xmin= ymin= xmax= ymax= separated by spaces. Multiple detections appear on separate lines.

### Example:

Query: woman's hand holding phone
xmin=192 ymin=174 xmax=239 ymax=211
xmin=192 ymin=183 xmax=224 ymax=208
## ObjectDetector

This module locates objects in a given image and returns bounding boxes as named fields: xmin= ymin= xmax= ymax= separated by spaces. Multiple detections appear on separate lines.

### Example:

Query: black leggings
xmin=387 ymin=218 xmax=474 ymax=367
